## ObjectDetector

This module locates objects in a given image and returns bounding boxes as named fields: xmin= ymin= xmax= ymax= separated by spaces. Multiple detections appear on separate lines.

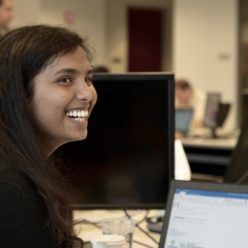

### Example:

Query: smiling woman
xmin=0 ymin=25 xmax=97 ymax=247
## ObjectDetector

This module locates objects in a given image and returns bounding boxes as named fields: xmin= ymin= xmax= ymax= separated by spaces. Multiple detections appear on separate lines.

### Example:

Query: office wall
xmin=173 ymin=0 xmax=239 ymax=129
xmin=11 ymin=0 xmax=107 ymax=64
xmin=11 ymin=0 xmax=39 ymax=25
xmin=11 ymin=0 xmax=239 ymax=129
xmin=106 ymin=0 xmax=172 ymax=72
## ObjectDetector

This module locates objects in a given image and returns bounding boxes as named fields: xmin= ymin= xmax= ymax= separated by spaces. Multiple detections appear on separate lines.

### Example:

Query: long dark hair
xmin=0 ymin=25 xmax=91 ymax=247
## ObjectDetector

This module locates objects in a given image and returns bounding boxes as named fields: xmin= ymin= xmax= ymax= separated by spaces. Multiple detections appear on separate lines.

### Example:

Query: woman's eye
xmin=85 ymin=75 xmax=93 ymax=86
xmin=58 ymin=77 xmax=73 ymax=85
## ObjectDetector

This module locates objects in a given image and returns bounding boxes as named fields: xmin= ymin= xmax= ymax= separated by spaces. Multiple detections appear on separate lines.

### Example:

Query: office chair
xmin=225 ymin=114 xmax=248 ymax=184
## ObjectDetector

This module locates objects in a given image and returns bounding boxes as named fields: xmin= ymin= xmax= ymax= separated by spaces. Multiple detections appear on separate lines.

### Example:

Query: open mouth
xmin=66 ymin=109 xmax=89 ymax=122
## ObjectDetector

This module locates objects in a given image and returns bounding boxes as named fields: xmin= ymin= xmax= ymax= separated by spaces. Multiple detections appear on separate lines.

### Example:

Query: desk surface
xmin=181 ymin=137 xmax=237 ymax=176
xmin=73 ymin=210 xmax=161 ymax=248
xmin=181 ymin=137 xmax=237 ymax=149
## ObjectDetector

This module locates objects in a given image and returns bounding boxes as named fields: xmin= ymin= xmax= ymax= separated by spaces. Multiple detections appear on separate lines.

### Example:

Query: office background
xmin=10 ymin=0 xmax=243 ymax=131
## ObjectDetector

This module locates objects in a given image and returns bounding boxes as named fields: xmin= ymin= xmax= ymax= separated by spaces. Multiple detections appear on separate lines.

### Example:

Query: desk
xmin=182 ymin=137 xmax=237 ymax=176
xmin=73 ymin=210 xmax=161 ymax=248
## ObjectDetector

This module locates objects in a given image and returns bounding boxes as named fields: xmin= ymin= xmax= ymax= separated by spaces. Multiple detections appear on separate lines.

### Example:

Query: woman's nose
xmin=76 ymin=80 xmax=97 ymax=104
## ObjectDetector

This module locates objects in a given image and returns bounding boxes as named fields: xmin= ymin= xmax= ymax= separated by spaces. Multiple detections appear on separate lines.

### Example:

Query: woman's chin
xmin=60 ymin=129 xmax=88 ymax=144
xmin=71 ymin=131 xmax=88 ymax=142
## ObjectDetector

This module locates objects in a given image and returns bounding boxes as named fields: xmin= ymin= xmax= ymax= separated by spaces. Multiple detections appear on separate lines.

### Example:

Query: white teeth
xmin=66 ymin=110 xmax=89 ymax=118
xmin=74 ymin=117 xmax=85 ymax=122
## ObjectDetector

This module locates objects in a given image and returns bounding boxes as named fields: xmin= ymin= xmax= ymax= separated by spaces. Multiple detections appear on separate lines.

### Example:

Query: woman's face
xmin=30 ymin=47 xmax=97 ymax=153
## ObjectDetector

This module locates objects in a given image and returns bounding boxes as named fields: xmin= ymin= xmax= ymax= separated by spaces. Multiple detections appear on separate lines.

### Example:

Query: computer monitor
xmin=175 ymin=108 xmax=193 ymax=135
xmin=54 ymin=73 xmax=175 ymax=209
xmin=203 ymin=93 xmax=231 ymax=138
xmin=159 ymin=180 xmax=248 ymax=248
xmin=217 ymin=103 xmax=231 ymax=127
xmin=203 ymin=92 xmax=221 ymax=129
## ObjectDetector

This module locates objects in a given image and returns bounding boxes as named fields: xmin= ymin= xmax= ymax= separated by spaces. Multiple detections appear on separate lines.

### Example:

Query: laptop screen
xmin=175 ymin=109 xmax=193 ymax=134
xmin=163 ymin=184 xmax=248 ymax=248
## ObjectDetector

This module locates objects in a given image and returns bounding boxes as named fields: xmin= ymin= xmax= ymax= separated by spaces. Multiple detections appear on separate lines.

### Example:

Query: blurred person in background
xmin=0 ymin=0 xmax=13 ymax=37
xmin=175 ymin=79 xmax=206 ymax=131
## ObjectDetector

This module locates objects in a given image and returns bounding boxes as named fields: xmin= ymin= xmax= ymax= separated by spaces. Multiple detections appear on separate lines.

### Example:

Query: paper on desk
xmin=73 ymin=210 xmax=149 ymax=224
xmin=175 ymin=139 xmax=191 ymax=180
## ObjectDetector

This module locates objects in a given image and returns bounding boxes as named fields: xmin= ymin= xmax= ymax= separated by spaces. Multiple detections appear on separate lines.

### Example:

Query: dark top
xmin=0 ymin=161 xmax=57 ymax=247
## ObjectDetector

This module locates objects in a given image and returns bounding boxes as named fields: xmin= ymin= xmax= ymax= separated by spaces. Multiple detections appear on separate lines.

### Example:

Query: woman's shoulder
xmin=0 ymin=160 xmax=56 ymax=247
xmin=0 ymin=159 xmax=45 ymax=217
xmin=0 ymin=160 xmax=26 ymax=181
xmin=0 ymin=161 xmax=36 ymax=197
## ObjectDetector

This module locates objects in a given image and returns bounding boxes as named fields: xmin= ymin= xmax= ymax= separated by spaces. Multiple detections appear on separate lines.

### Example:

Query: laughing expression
xmin=29 ymin=46 xmax=97 ymax=153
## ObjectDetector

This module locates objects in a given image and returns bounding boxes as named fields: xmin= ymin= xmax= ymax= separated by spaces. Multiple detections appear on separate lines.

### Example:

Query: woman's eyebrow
xmin=55 ymin=68 xmax=93 ymax=76
xmin=55 ymin=68 xmax=79 ymax=75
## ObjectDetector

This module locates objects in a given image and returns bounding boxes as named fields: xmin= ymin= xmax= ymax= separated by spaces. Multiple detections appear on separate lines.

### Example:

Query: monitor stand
xmin=211 ymin=128 xmax=218 ymax=139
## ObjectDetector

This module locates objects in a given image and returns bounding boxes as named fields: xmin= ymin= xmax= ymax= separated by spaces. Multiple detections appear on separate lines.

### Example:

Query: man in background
xmin=175 ymin=79 xmax=206 ymax=129
xmin=0 ymin=0 xmax=13 ymax=37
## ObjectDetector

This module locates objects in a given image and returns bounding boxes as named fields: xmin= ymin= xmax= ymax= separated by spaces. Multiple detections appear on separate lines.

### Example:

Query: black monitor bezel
xmin=69 ymin=72 xmax=175 ymax=209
